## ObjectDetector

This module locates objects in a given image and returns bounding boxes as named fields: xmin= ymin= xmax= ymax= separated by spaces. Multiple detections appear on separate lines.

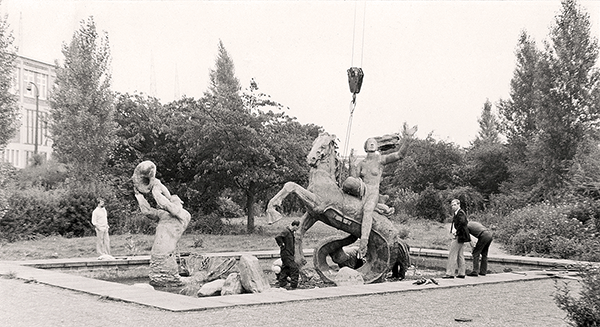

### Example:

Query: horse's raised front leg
xmin=295 ymin=212 xmax=318 ymax=266
xmin=266 ymin=181 xmax=319 ymax=224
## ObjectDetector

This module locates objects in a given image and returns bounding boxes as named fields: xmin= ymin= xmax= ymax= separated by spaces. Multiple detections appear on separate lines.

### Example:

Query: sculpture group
xmin=132 ymin=127 xmax=415 ymax=288
xmin=267 ymin=130 xmax=414 ymax=283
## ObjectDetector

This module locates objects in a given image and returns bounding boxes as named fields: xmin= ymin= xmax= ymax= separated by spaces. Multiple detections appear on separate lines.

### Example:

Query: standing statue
xmin=267 ymin=130 xmax=414 ymax=283
xmin=353 ymin=131 xmax=414 ymax=258
xmin=132 ymin=161 xmax=191 ymax=287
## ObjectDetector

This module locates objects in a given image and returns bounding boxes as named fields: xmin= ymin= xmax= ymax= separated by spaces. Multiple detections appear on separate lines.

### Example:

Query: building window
xmin=23 ymin=70 xmax=47 ymax=99
xmin=35 ymin=73 xmax=47 ymax=99
xmin=23 ymin=69 xmax=34 ymax=96
xmin=26 ymin=109 xmax=33 ymax=144
xmin=25 ymin=109 xmax=46 ymax=146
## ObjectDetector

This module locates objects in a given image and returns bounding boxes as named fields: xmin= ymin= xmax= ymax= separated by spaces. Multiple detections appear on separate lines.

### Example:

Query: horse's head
xmin=374 ymin=124 xmax=418 ymax=153
xmin=307 ymin=132 xmax=337 ymax=167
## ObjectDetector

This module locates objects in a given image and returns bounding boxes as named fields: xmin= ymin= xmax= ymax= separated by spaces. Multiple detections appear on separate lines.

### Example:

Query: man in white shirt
xmin=91 ymin=198 xmax=111 ymax=259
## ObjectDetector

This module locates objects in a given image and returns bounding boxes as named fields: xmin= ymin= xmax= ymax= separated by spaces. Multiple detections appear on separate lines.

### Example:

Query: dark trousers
xmin=278 ymin=259 xmax=299 ymax=288
xmin=472 ymin=231 xmax=493 ymax=274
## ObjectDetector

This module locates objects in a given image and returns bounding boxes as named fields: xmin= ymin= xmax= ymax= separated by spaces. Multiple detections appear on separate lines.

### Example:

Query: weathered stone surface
xmin=221 ymin=273 xmax=244 ymax=296
xmin=334 ymin=267 xmax=364 ymax=286
xmin=132 ymin=283 xmax=155 ymax=290
xmin=238 ymin=254 xmax=270 ymax=293
xmin=149 ymin=253 xmax=183 ymax=287
xmin=97 ymin=254 xmax=116 ymax=261
xmin=197 ymin=279 xmax=225 ymax=297
xmin=132 ymin=161 xmax=191 ymax=288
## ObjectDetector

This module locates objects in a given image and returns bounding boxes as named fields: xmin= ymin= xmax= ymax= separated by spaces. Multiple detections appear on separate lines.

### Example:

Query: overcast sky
xmin=2 ymin=0 xmax=599 ymax=154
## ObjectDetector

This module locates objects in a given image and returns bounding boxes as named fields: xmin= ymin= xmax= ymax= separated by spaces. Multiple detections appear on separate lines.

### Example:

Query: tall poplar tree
xmin=497 ymin=31 xmax=540 ymax=163
xmin=0 ymin=10 xmax=17 ymax=150
xmin=466 ymin=100 xmax=508 ymax=197
xmin=474 ymin=99 xmax=500 ymax=146
xmin=50 ymin=17 xmax=115 ymax=176
xmin=498 ymin=0 xmax=600 ymax=198
xmin=533 ymin=0 xmax=600 ymax=192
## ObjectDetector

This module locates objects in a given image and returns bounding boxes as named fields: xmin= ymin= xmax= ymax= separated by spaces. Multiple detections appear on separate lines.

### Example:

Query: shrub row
xmin=0 ymin=180 xmax=147 ymax=241
xmin=481 ymin=202 xmax=600 ymax=261
xmin=391 ymin=185 xmax=485 ymax=222
xmin=0 ymin=178 xmax=251 ymax=241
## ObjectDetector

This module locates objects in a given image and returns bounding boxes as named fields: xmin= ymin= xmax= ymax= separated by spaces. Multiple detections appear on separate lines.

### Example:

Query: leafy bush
xmin=0 ymin=177 xmax=141 ymax=241
xmin=467 ymin=211 xmax=502 ymax=231
xmin=0 ymin=162 xmax=16 ymax=220
xmin=216 ymin=196 xmax=244 ymax=218
xmin=487 ymin=192 xmax=529 ymax=215
xmin=121 ymin=211 xmax=156 ymax=235
xmin=415 ymin=185 xmax=446 ymax=222
xmin=187 ymin=212 xmax=227 ymax=234
xmin=13 ymin=160 xmax=68 ymax=190
xmin=565 ymin=199 xmax=600 ymax=225
xmin=446 ymin=186 xmax=485 ymax=213
xmin=390 ymin=188 xmax=419 ymax=216
xmin=555 ymin=265 xmax=600 ymax=326
xmin=0 ymin=187 xmax=67 ymax=241
xmin=494 ymin=203 xmax=595 ymax=259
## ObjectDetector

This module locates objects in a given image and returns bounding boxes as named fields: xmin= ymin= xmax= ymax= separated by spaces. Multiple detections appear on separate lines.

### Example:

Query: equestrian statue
xmin=267 ymin=128 xmax=415 ymax=284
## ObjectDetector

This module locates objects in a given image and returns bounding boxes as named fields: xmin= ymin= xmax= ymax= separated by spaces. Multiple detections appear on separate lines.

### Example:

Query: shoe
xmin=467 ymin=272 xmax=479 ymax=277
xmin=479 ymin=273 xmax=486 ymax=276
xmin=442 ymin=275 xmax=454 ymax=279
xmin=457 ymin=275 xmax=465 ymax=279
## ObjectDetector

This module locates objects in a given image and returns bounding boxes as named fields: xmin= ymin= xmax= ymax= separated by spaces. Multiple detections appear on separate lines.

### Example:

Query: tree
xmin=498 ymin=0 xmax=600 ymax=199
xmin=464 ymin=145 xmax=508 ymax=197
xmin=532 ymin=0 xmax=600 ymax=193
xmin=383 ymin=135 xmax=464 ymax=194
xmin=208 ymin=40 xmax=243 ymax=112
xmin=466 ymin=100 xmax=509 ymax=198
xmin=49 ymin=16 xmax=115 ymax=176
xmin=473 ymin=99 xmax=500 ymax=146
xmin=181 ymin=41 xmax=320 ymax=233
xmin=110 ymin=93 xmax=184 ymax=180
xmin=497 ymin=31 xmax=541 ymax=156
xmin=0 ymin=10 xmax=17 ymax=150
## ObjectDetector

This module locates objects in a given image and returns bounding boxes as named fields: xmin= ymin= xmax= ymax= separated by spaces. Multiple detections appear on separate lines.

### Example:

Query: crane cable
xmin=342 ymin=1 xmax=366 ymax=160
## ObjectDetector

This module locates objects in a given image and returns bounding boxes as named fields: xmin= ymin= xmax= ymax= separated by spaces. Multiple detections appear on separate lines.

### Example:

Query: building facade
xmin=1 ymin=55 xmax=56 ymax=169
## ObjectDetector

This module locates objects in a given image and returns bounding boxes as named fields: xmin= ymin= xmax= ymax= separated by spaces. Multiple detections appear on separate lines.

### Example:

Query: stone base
xmin=149 ymin=253 xmax=183 ymax=287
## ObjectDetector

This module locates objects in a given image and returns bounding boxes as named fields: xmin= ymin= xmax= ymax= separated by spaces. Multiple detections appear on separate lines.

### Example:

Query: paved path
xmin=0 ymin=249 xmax=583 ymax=326
xmin=0 ymin=275 xmax=570 ymax=327
xmin=0 ymin=258 xmax=566 ymax=312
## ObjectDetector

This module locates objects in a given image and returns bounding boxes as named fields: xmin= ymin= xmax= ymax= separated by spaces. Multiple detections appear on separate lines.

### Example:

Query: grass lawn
xmin=0 ymin=215 xmax=466 ymax=261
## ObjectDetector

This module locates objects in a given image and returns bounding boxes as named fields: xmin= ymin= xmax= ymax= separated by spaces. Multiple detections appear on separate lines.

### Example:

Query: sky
xmin=2 ymin=0 xmax=599 ymax=155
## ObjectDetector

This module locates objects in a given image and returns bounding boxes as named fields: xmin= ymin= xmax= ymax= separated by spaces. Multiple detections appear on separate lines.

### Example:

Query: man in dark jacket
xmin=275 ymin=220 xmax=300 ymax=289
xmin=443 ymin=199 xmax=471 ymax=278
xmin=467 ymin=221 xmax=493 ymax=276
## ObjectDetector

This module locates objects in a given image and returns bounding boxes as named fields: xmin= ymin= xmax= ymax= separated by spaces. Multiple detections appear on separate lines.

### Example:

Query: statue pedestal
xmin=149 ymin=253 xmax=183 ymax=287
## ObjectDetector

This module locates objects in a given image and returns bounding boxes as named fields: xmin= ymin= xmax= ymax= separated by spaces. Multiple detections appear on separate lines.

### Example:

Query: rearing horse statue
xmin=267 ymin=132 xmax=411 ymax=283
